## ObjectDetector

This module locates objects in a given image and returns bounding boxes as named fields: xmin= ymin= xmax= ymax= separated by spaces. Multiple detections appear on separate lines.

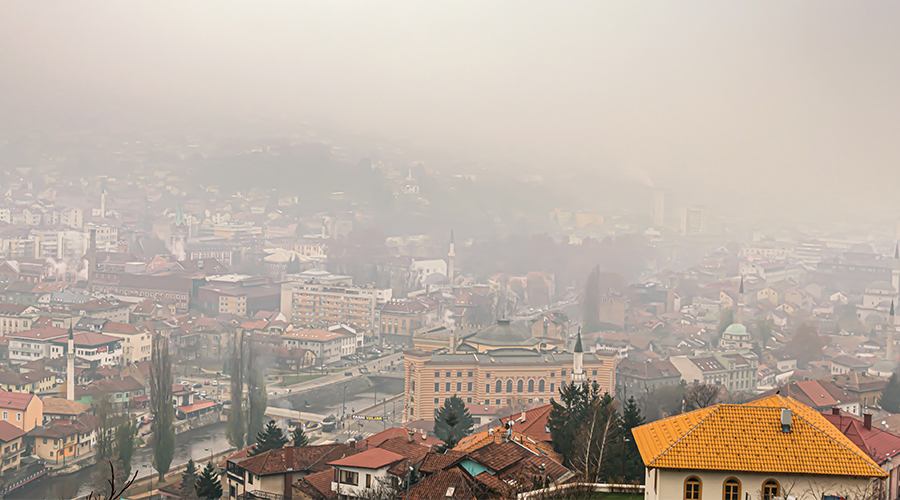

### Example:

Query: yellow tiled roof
xmin=632 ymin=395 xmax=887 ymax=478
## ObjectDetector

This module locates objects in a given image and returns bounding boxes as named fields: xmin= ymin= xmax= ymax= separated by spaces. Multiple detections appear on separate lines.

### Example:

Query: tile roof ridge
xmin=786 ymin=406 xmax=884 ymax=476
xmin=647 ymin=404 xmax=722 ymax=468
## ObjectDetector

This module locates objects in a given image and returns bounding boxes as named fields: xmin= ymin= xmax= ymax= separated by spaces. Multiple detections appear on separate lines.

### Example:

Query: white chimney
xmin=781 ymin=408 xmax=792 ymax=433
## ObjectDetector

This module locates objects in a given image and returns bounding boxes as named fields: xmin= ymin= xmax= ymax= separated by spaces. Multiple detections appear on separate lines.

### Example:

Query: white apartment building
xmin=281 ymin=329 xmax=355 ymax=365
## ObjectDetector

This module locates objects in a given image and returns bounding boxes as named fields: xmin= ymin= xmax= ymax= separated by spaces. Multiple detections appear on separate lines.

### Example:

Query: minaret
xmin=571 ymin=328 xmax=585 ymax=383
xmin=100 ymin=189 xmax=106 ymax=218
xmin=735 ymin=276 xmax=744 ymax=326
xmin=448 ymin=230 xmax=455 ymax=282
xmin=66 ymin=326 xmax=75 ymax=401
xmin=893 ymin=244 xmax=899 ymax=305
xmin=888 ymin=301 xmax=895 ymax=362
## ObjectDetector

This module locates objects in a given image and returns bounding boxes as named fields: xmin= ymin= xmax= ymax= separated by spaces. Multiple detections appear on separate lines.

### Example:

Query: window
xmin=435 ymin=383 xmax=440 ymax=392
xmin=434 ymin=398 xmax=439 ymax=404
xmin=762 ymin=479 xmax=780 ymax=500
xmin=435 ymin=372 xmax=440 ymax=378
xmin=446 ymin=372 xmax=451 ymax=378
xmin=550 ymin=383 xmax=555 ymax=393
xmin=468 ymin=372 xmax=473 ymax=377
xmin=539 ymin=380 xmax=545 ymax=392
xmin=723 ymin=478 xmax=741 ymax=500
xmin=366 ymin=474 xmax=372 ymax=488
xmin=507 ymin=380 xmax=513 ymax=393
xmin=445 ymin=383 xmax=450 ymax=392
xmin=486 ymin=384 xmax=491 ymax=394
xmin=2 ymin=412 xmax=6 ymax=420
xmin=592 ymin=370 xmax=597 ymax=376
xmin=684 ymin=476 xmax=701 ymax=500
xmin=456 ymin=382 xmax=462 ymax=392
xmin=562 ymin=370 xmax=567 ymax=376
xmin=496 ymin=399 xmax=501 ymax=405
xmin=457 ymin=372 xmax=462 ymax=377
xmin=340 ymin=469 xmax=359 ymax=486
xmin=528 ymin=380 xmax=534 ymax=392
xmin=467 ymin=382 xmax=473 ymax=391
xmin=467 ymin=397 xmax=472 ymax=403
xmin=496 ymin=380 xmax=502 ymax=393
xmin=517 ymin=380 xmax=523 ymax=393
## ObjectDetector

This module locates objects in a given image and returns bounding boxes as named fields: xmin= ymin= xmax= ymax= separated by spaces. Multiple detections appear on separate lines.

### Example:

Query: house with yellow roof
xmin=633 ymin=395 xmax=887 ymax=500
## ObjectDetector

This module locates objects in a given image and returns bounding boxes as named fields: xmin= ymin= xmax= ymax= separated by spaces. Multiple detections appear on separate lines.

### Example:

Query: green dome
xmin=723 ymin=323 xmax=748 ymax=336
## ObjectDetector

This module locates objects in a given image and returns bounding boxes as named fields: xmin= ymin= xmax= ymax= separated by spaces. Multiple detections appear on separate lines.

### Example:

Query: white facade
xmin=410 ymin=259 xmax=448 ymax=283
xmin=331 ymin=464 xmax=397 ymax=499
xmin=644 ymin=468 xmax=874 ymax=500
xmin=50 ymin=341 xmax=122 ymax=367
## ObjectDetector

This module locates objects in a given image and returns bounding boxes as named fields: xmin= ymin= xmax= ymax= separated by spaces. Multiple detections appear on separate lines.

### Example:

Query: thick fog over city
xmin=1 ymin=2 xmax=900 ymax=500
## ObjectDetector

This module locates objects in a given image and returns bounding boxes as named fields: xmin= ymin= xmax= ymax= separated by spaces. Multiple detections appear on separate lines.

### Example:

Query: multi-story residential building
xmin=0 ymin=369 xmax=56 ymax=394
xmin=635 ymin=395 xmax=887 ymax=500
xmin=379 ymin=297 xmax=442 ymax=347
xmin=403 ymin=321 xmax=617 ymax=422
xmin=616 ymin=359 xmax=682 ymax=397
xmin=225 ymin=444 xmax=358 ymax=500
xmin=329 ymin=448 xmax=407 ymax=499
xmin=30 ymin=415 xmax=98 ymax=466
xmin=0 ymin=304 xmax=38 ymax=336
xmin=0 ymin=421 xmax=25 ymax=475
xmin=101 ymin=322 xmax=151 ymax=365
xmin=0 ymin=390 xmax=42 ymax=432
xmin=84 ymin=223 xmax=118 ymax=253
xmin=49 ymin=332 xmax=123 ymax=367
xmin=281 ymin=329 xmax=354 ymax=365
xmin=196 ymin=275 xmax=281 ymax=317
xmin=115 ymin=274 xmax=198 ymax=312
xmin=280 ymin=282 xmax=382 ymax=333
xmin=8 ymin=327 xmax=70 ymax=364
xmin=669 ymin=351 xmax=759 ymax=393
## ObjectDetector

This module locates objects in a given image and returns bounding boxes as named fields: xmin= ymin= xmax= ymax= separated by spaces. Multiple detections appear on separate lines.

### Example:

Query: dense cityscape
xmin=4 ymin=2 xmax=900 ymax=500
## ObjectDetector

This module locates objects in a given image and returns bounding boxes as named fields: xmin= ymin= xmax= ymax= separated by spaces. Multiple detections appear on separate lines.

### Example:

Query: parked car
xmin=344 ymin=372 xmax=352 ymax=376
xmin=204 ymin=380 xmax=210 ymax=385
xmin=211 ymin=380 xmax=218 ymax=386
xmin=193 ymin=383 xmax=202 ymax=389
xmin=200 ymin=391 xmax=207 ymax=398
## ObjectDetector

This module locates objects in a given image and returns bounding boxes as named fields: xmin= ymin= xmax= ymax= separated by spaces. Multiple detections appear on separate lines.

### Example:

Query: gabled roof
xmin=407 ymin=468 xmax=477 ymax=500
xmin=0 ymin=390 xmax=36 ymax=411
xmin=632 ymin=395 xmax=887 ymax=478
xmin=419 ymin=450 xmax=467 ymax=475
xmin=328 ymin=448 xmax=405 ymax=469
xmin=51 ymin=331 xmax=122 ymax=347
xmin=357 ymin=427 xmax=443 ymax=449
xmin=237 ymin=444 xmax=358 ymax=476
xmin=822 ymin=410 xmax=900 ymax=465
xmin=41 ymin=398 xmax=91 ymax=416
xmin=294 ymin=469 xmax=338 ymax=500
xmin=0 ymin=421 xmax=24 ymax=442
xmin=497 ymin=404 xmax=553 ymax=442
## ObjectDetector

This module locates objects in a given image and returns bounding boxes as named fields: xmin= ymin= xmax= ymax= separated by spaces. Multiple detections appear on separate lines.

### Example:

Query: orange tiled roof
xmin=454 ymin=426 xmax=562 ymax=464
xmin=632 ymin=395 xmax=887 ymax=478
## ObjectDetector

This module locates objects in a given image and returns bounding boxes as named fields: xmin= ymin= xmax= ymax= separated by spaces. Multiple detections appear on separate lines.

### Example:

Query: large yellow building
xmin=403 ymin=320 xmax=616 ymax=422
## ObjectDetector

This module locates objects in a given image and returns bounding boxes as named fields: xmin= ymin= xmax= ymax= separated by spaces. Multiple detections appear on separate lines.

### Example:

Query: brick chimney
xmin=832 ymin=407 xmax=840 ymax=415
xmin=283 ymin=446 xmax=294 ymax=500
xmin=864 ymin=413 xmax=873 ymax=431
xmin=408 ymin=430 xmax=414 ymax=443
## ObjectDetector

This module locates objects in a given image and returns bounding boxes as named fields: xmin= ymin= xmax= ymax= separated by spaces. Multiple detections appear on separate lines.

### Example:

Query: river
xmin=9 ymin=422 xmax=232 ymax=500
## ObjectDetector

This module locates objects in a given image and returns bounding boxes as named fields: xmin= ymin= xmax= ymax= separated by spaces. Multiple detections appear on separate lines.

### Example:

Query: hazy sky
xmin=2 ymin=1 xmax=900 ymax=223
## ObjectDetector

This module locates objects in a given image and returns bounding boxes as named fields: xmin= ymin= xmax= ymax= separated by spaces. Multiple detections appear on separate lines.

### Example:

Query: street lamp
xmin=204 ymin=447 xmax=213 ymax=464
xmin=622 ymin=437 xmax=631 ymax=483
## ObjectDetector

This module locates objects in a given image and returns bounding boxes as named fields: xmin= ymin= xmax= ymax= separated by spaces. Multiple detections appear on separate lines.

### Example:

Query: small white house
xmin=330 ymin=448 xmax=406 ymax=499
xmin=634 ymin=394 xmax=887 ymax=500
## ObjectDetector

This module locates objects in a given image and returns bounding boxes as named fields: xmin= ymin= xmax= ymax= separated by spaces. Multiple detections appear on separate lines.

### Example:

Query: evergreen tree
xmin=180 ymin=459 xmax=199 ymax=500
xmin=150 ymin=335 xmax=176 ymax=481
xmin=603 ymin=396 xmax=646 ymax=483
xmin=583 ymin=266 xmax=601 ymax=333
xmin=246 ymin=343 xmax=268 ymax=445
xmin=291 ymin=425 xmax=309 ymax=447
xmin=196 ymin=462 xmax=223 ymax=500
xmin=116 ymin=414 xmax=137 ymax=479
xmin=227 ymin=329 xmax=245 ymax=449
xmin=433 ymin=396 xmax=474 ymax=449
xmin=251 ymin=421 xmax=289 ymax=456
xmin=880 ymin=373 xmax=900 ymax=413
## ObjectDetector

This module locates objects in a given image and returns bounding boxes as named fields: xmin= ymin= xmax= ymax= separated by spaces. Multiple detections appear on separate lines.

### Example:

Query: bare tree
xmin=86 ymin=460 xmax=138 ymax=500
xmin=682 ymin=382 xmax=721 ymax=411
